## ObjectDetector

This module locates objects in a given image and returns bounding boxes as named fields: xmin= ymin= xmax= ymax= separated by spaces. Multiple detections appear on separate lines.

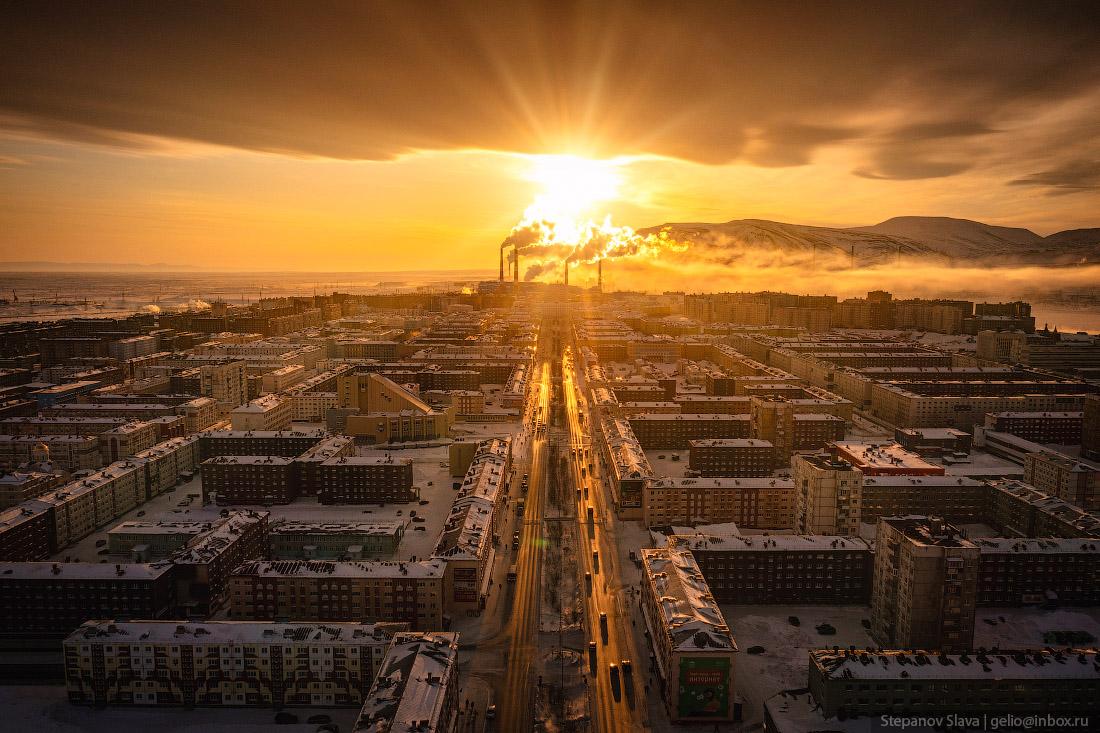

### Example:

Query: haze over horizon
xmin=2 ymin=2 xmax=1100 ymax=273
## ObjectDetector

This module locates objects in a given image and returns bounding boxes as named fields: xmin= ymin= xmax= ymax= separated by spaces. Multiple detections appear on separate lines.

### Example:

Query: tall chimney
xmin=598 ymin=259 xmax=603 ymax=292
xmin=513 ymin=248 xmax=519 ymax=286
xmin=564 ymin=261 xmax=569 ymax=287
xmin=499 ymin=248 xmax=504 ymax=282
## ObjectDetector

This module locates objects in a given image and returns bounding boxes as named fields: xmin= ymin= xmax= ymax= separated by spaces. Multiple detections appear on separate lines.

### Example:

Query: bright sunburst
xmin=523 ymin=154 xmax=624 ymax=228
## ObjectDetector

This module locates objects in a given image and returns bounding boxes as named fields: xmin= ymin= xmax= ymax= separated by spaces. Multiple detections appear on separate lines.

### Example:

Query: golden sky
xmin=1 ymin=2 xmax=1099 ymax=271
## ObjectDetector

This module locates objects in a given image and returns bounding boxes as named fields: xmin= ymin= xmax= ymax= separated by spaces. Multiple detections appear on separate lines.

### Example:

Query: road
xmin=561 ymin=342 xmax=652 ymax=733
xmin=497 ymin=355 xmax=552 ymax=733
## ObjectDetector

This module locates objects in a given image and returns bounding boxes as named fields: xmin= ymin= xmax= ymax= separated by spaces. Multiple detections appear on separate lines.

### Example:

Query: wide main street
xmin=491 ymin=316 xmax=654 ymax=732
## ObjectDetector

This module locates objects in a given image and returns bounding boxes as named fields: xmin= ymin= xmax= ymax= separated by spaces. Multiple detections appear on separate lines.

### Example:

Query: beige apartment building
xmin=64 ymin=620 xmax=408 ymax=708
xmin=793 ymin=455 xmax=863 ymax=535
xmin=870 ymin=517 xmax=979 ymax=653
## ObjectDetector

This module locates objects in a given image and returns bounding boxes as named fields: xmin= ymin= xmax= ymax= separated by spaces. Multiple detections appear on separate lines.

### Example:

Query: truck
xmin=586 ymin=505 xmax=594 ymax=523
xmin=516 ymin=498 xmax=525 ymax=516
xmin=507 ymin=565 xmax=517 ymax=582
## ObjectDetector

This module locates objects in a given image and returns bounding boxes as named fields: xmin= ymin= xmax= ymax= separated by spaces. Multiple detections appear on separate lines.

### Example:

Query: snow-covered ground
xmin=720 ymin=604 xmax=874 ymax=727
xmin=974 ymin=606 xmax=1100 ymax=648
xmin=0 ymin=686 xmax=359 ymax=733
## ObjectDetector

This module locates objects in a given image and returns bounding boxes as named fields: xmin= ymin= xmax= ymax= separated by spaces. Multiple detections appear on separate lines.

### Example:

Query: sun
xmin=523 ymin=154 xmax=624 ymax=226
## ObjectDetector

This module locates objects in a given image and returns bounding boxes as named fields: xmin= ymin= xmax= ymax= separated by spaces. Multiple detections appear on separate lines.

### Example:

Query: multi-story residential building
xmin=199 ymin=428 xmax=329 ymax=459
xmin=293 ymin=434 xmax=355 ymax=495
xmin=230 ymin=394 xmax=292 ymax=431
xmin=98 ymin=420 xmax=159 ymax=463
xmin=793 ymin=455 xmax=862 ymax=535
xmin=432 ymin=438 xmax=509 ymax=611
xmin=0 ymin=500 xmax=55 ymax=560
xmin=987 ymin=480 xmax=1100 ymax=538
xmin=975 ymin=537 xmax=1100 ymax=606
xmin=0 ymin=471 xmax=62 ymax=509
xmin=260 ymin=364 xmax=306 ymax=394
xmin=229 ymin=559 xmax=445 ymax=630
xmin=315 ymin=455 xmax=416 ymax=505
xmin=870 ymin=517 xmax=980 ymax=653
xmin=0 ymin=561 xmax=177 ymax=639
xmin=806 ymin=647 xmax=1100 ymax=720
xmin=107 ymin=335 xmax=157 ymax=361
xmin=598 ymin=416 xmax=651 ymax=518
xmin=352 ymin=632 xmax=460 ymax=733
xmin=107 ymin=520 xmax=208 ymax=559
xmin=984 ymin=410 xmax=1082 ymax=445
xmin=671 ymin=533 xmax=873 ymax=604
xmin=859 ymin=475 xmax=989 ymax=524
xmin=640 ymin=546 xmax=738 ymax=723
xmin=198 ymin=359 xmax=248 ymax=414
xmin=270 ymin=521 xmax=405 ymax=559
xmin=64 ymin=620 xmax=408 ymax=708
xmin=1023 ymin=450 xmax=1100 ymax=510
xmin=168 ymin=510 xmax=270 ymax=613
xmin=202 ymin=455 xmax=296 ymax=506
xmin=750 ymin=398 xmax=846 ymax=461
xmin=687 ymin=439 xmax=775 ymax=477
xmin=643 ymin=477 xmax=794 ymax=529
xmin=628 ymin=413 xmax=751 ymax=450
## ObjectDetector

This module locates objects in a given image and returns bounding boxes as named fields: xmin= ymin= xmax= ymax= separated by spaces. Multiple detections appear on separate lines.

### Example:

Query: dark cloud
xmin=1 ymin=1 xmax=1099 ymax=171
xmin=853 ymin=120 xmax=998 ymax=180
xmin=744 ymin=124 xmax=862 ymax=167
xmin=1009 ymin=160 xmax=1100 ymax=195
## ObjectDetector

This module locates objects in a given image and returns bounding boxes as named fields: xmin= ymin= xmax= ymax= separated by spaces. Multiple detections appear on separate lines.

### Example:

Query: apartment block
xmin=672 ymin=533 xmax=872 ymax=604
xmin=688 ymin=439 xmax=775 ymax=477
xmin=64 ymin=620 xmax=408 ymax=708
xmin=352 ymin=632 xmax=460 ymax=733
xmin=1023 ymin=450 xmax=1100 ymax=510
xmin=230 ymin=394 xmax=292 ymax=431
xmin=640 ymin=546 xmax=738 ymax=723
xmin=202 ymin=455 xmax=297 ymax=505
xmin=270 ymin=521 xmax=405 ymax=559
xmin=643 ymin=477 xmax=794 ymax=529
xmin=793 ymin=455 xmax=863 ymax=535
xmin=806 ymin=647 xmax=1099 ymax=721
xmin=0 ymin=562 xmax=177 ymax=638
xmin=985 ymin=411 xmax=1082 ymax=444
xmin=870 ymin=517 xmax=979 ymax=653
xmin=229 ymin=559 xmax=445 ymax=630
xmin=628 ymin=413 xmax=750 ymax=450
xmin=315 ymin=455 xmax=416 ymax=505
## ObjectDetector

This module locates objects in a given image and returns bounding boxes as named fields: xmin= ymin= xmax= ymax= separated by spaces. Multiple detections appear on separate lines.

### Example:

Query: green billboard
xmin=677 ymin=656 xmax=731 ymax=718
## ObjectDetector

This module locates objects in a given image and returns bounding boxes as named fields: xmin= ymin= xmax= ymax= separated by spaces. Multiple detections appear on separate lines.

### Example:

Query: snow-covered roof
xmin=232 ymin=559 xmax=446 ymax=579
xmin=355 ymin=632 xmax=459 ymax=733
xmin=811 ymin=648 xmax=1100 ymax=681
xmin=641 ymin=547 xmax=737 ymax=653
xmin=67 ymin=619 xmax=408 ymax=646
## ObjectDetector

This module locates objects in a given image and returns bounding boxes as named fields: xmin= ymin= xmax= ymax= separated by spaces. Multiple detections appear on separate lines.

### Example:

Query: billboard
xmin=677 ymin=656 xmax=731 ymax=719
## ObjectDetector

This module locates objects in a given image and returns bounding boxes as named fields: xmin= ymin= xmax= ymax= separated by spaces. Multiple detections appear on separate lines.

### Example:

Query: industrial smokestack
xmin=598 ymin=259 xmax=603 ymax=292
xmin=499 ymin=248 xmax=504 ymax=282
xmin=513 ymin=248 xmax=519 ymax=286
xmin=564 ymin=261 xmax=569 ymax=287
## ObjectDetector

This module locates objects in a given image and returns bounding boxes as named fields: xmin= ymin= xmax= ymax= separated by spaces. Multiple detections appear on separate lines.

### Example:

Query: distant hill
xmin=639 ymin=216 xmax=1100 ymax=266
